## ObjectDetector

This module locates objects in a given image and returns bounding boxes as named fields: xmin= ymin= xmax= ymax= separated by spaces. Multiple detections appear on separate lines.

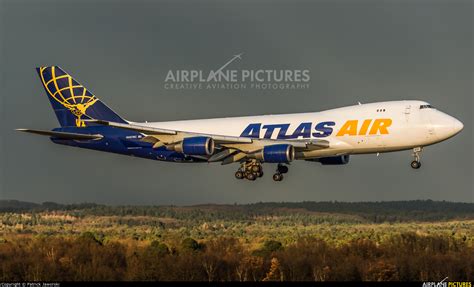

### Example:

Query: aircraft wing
xmin=86 ymin=119 xmax=330 ymax=162
xmin=86 ymin=119 xmax=178 ymax=135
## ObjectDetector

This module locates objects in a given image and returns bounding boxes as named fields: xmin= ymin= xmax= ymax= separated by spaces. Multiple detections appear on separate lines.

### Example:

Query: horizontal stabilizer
xmin=16 ymin=129 xmax=103 ymax=140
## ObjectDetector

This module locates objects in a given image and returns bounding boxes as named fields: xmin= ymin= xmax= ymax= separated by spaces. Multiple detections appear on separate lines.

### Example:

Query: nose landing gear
xmin=411 ymin=147 xmax=422 ymax=169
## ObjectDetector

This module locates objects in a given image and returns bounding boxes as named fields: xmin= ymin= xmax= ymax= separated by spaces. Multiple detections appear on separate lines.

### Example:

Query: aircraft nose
xmin=453 ymin=118 xmax=464 ymax=134
xmin=432 ymin=111 xmax=463 ymax=141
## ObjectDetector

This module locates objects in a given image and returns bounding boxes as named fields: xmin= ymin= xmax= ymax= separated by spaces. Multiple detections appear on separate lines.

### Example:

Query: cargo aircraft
xmin=17 ymin=67 xmax=464 ymax=182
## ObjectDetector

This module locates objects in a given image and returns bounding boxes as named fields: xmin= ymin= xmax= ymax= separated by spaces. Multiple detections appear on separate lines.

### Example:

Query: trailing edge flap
xmin=221 ymin=152 xmax=247 ymax=165
xmin=16 ymin=129 xmax=103 ymax=140
xmin=208 ymin=148 xmax=238 ymax=162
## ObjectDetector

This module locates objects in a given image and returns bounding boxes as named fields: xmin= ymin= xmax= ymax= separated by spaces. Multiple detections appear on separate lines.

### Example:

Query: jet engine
xmin=170 ymin=136 xmax=215 ymax=156
xmin=249 ymin=144 xmax=295 ymax=163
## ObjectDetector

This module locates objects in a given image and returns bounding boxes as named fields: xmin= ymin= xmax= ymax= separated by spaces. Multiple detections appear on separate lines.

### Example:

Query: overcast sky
xmin=0 ymin=0 xmax=472 ymax=205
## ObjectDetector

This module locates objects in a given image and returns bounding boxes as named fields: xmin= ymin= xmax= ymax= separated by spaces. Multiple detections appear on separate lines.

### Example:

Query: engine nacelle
xmin=172 ymin=136 xmax=215 ymax=156
xmin=307 ymin=155 xmax=350 ymax=165
xmin=250 ymin=144 xmax=295 ymax=163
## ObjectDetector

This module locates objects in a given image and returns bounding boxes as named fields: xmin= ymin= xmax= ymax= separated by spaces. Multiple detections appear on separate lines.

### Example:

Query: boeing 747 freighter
xmin=17 ymin=67 xmax=464 ymax=182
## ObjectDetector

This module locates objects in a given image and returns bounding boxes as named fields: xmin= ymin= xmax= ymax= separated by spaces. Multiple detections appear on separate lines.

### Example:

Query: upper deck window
xmin=420 ymin=104 xmax=434 ymax=109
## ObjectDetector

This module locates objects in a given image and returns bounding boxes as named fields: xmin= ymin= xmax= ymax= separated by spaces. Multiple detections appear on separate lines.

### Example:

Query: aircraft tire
xmin=235 ymin=171 xmax=244 ymax=179
xmin=246 ymin=173 xmax=256 ymax=181
xmin=251 ymin=165 xmax=261 ymax=173
xmin=273 ymin=173 xmax=283 ymax=181
xmin=411 ymin=161 xmax=421 ymax=169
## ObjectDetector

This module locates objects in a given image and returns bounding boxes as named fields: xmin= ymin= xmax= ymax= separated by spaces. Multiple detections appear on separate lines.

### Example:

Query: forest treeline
xmin=1 ymin=200 xmax=473 ymax=223
xmin=1 ymin=200 xmax=473 ymax=281
xmin=0 ymin=232 xmax=472 ymax=281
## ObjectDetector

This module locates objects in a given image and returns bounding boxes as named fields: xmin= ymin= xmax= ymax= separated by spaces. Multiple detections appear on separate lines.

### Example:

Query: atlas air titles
xmin=240 ymin=119 xmax=393 ymax=139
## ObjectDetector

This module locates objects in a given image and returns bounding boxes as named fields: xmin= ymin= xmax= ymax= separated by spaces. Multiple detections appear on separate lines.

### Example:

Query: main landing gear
xmin=411 ymin=147 xmax=422 ymax=169
xmin=272 ymin=164 xmax=288 ymax=182
xmin=235 ymin=160 xmax=264 ymax=181
xmin=234 ymin=161 xmax=289 ymax=182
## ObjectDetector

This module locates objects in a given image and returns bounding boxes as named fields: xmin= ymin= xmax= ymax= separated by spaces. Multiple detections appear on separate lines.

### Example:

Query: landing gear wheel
xmin=258 ymin=171 xmax=264 ymax=178
xmin=251 ymin=165 xmax=262 ymax=173
xmin=235 ymin=171 xmax=244 ymax=179
xmin=411 ymin=161 xmax=421 ymax=169
xmin=246 ymin=173 xmax=256 ymax=181
xmin=273 ymin=173 xmax=283 ymax=181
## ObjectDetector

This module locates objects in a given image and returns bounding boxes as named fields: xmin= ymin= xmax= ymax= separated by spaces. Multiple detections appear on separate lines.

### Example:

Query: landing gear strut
xmin=273 ymin=164 xmax=289 ymax=182
xmin=235 ymin=160 xmax=263 ymax=181
xmin=411 ymin=147 xmax=422 ymax=169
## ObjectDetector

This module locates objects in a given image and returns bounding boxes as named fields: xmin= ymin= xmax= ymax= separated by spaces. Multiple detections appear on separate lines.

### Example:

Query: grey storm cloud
xmin=0 ymin=0 xmax=472 ymax=204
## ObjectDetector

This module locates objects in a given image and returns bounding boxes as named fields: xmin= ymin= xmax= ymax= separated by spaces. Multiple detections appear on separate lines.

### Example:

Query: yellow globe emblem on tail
xmin=39 ymin=66 xmax=98 ymax=127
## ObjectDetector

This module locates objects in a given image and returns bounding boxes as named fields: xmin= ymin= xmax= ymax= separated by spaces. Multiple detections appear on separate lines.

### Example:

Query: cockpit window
xmin=420 ymin=104 xmax=434 ymax=109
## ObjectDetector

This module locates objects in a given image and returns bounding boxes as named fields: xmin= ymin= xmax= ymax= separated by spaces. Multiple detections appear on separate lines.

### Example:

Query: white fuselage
xmin=138 ymin=100 xmax=463 ymax=160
